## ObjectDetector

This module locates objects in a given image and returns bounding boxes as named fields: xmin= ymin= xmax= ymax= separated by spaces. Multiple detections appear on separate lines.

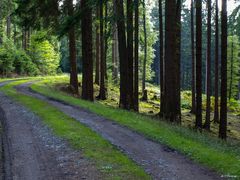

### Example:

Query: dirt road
xmin=15 ymin=82 xmax=223 ymax=180
xmin=0 ymin=81 xmax=100 ymax=180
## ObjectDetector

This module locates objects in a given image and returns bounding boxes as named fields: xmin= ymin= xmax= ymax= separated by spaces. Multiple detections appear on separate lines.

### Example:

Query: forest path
xmin=15 ymin=81 xmax=223 ymax=180
xmin=0 ymin=81 xmax=100 ymax=180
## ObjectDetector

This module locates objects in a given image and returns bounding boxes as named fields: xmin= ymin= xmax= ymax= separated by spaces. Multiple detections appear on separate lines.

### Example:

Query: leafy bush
xmin=0 ymin=48 xmax=14 ymax=76
xmin=13 ymin=50 xmax=39 ymax=76
xmin=29 ymin=31 xmax=60 ymax=75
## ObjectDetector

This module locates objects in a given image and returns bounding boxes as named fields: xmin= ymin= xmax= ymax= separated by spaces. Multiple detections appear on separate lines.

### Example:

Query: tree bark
xmin=213 ymin=0 xmax=219 ymax=123
xmin=134 ymin=0 xmax=139 ymax=112
xmin=116 ymin=0 xmax=128 ymax=109
xmin=81 ymin=0 xmax=94 ymax=101
xmin=204 ymin=0 xmax=211 ymax=130
xmin=7 ymin=16 xmax=11 ymax=38
xmin=67 ymin=0 xmax=78 ymax=94
xmin=127 ymin=0 xmax=134 ymax=109
xmin=195 ymin=0 xmax=202 ymax=129
xmin=219 ymin=0 xmax=227 ymax=140
xmin=190 ymin=0 xmax=196 ymax=114
xmin=163 ymin=0 xmax=181 ymax=123
xmin=159 ymin=0 xmax=165 ymax=115
xmin=176 ymin=0 xmax=182 ymax=120
xmin=229 ymin=34 xmax=234 ymax=100
xmin=104 ymin=0 xmax=108 ymax=80
xmin=95 ymin=6 xmax=100 ymax=85
xmin=142 ymin=0 xmax=147 ymax=101
xmin=99 ymin=0 xmax=107 ymax=100
xmin=112 ymin=23 xmax=119 ymax=84
xmin=0 ymin=0 xmax=2 ymax=44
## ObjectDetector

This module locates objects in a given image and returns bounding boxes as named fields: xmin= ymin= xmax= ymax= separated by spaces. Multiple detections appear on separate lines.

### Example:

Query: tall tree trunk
xmin=7 ymin=16 xmax=11 ymax=38
xmin=95 ymin=7 xmax=100 ymax=85
xmin=27 ymin=28 xmax=31 ymax=50
xmin=134 ymin=0 xmax=139 ymax=112
xmin=163 ymin=0 xmax=180 ymax=123
xmin=204 ymin=0 xmax=212 ymax=130
xmin=116 ymin=0 xmax=128 ymax=109
xmin=99 ymin=0 xmax=107 ymax=100
xmin=142 ymin=0 xmax=147 ymax=101
xmin=219 ymin=0 xmax=227 ymax=140
xmin=0 ymin=0 xmax=2 ymax=44
xmin=6 ymin=0 xmax=12 ymax=39
xmin=22 ymin=26 xmax=27 ymax=51
xmin=14 ymin=24 xmax=17 ymax=44
xmin=82 ymin=0 xmax=93 ymax=101
xmin=176 ymin=0 xmax=182 ymax=120
xmin=190 ymin=0 xmax=196 ymax=114
xmin=127 ymin=0 xmax=134 ymax=109
xmin=229 ymin=34 xmax=234 ymax=100
xmin=104 ymin=0 xmax=108 ymax=80
xmin=112 ymin=1 xmax=119 ymax=84
xmin=195 ymin=0 xmax=202 ymax=129
xmin=68 ymin=0 xmax=78 ymax=94
xmin=112 ymin=23 xmax=119 ymax=84
xmin=213 ymin=0 xmax=219 ymax=123
xmin=159 ymin=0 xmax=165 ymax=115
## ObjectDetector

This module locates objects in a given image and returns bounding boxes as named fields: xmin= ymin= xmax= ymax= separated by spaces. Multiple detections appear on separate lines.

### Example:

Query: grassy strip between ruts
xmin=30 ymin=77 xmax=240 ymax=177
xmin=0 ymin=80 xmax=150 ymax=180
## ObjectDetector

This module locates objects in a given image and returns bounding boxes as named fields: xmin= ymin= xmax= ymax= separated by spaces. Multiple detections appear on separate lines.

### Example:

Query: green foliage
xmin=0 ymin=36 xmax=38 ymax=76
xmin=0 ymin=48 xmax=14 ymax=75
xmin=13 ymin=50 xmax=39 ymax=76
xmin=29 ymin=31 xmax=60 ymax=75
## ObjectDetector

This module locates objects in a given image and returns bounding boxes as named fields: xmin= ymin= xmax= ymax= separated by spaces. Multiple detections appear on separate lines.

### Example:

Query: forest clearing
xmin=0 ymin=0 xmax=240 ymax=179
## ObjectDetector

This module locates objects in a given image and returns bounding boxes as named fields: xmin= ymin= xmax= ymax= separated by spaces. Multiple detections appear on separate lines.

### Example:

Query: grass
xmin=0 ymin=80 xmax=150 ymax=180
xmin=30 ymin=76 xmax=240 ymax=177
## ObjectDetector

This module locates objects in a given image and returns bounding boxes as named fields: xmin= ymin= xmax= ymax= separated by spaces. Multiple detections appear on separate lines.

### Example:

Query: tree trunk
xmin=229 ymin=34 xmax=234 ymax=100
xmin=176 ymin=0 xmax=182 ymax=120
xmin=81 ymin=0 xmax=93 ymax=101
xmin=104 ymin=0 xmax=108 ymax=80
xmin=67 ymin=0 xmax=78 ymax=94
xmin=159 ymin=0 xmax=165 ymax=115
xmin=116 ymin=0 xmax=128 ymax=109
xmin=204 ymin=0 xmax=211 ymax=130
xmin=163 ymin=0 xmax=181 ymax=123
xmin=219 ymin=0 xmax=227 ymax=140
xmin=0 ymin=0 xmax=2 ymax=44
xmin=190 ymin=0 xmax=196 ymax=114
xmin=22 ymin=26 xmax=27 ymax=51
xmin=195 ymin=0 xmax=202 ymax=129
xmin=213 ymin=0 xmax=219 ymax=123
xmin=7 ymin=16 xmax=11 ymax=38
xmin=95 ymin=7 xmax=100 ymax=85
xmin=142 ymin=0 xmax=147 ymax=101
xmin=134 ymin=0 xmax=139 ymax=112
xmin=14 ymin=26 xmax=16 ymax=45
xmin=127 ymin=0 xmax=134 ymax=109
xmin=99 ymin=0 xmax=107 ymax=100
xmin=112 ymin=23 xmax=119 ymax=84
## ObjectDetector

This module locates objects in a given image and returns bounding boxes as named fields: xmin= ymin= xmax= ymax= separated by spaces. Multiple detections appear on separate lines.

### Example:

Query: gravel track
xmin=15 ymin=82 xmax=223 ymax=180
xmin=0 ymin=81 xmax=100 ymax=180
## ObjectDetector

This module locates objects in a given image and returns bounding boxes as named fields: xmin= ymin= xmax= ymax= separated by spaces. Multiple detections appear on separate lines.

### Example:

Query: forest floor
xmin=0 ymin=77 xmax=239 ymax=179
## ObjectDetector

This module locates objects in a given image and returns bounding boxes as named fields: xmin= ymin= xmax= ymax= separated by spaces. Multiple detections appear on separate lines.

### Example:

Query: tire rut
xmin=16 ymin=82 xmax=224 ymax=180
